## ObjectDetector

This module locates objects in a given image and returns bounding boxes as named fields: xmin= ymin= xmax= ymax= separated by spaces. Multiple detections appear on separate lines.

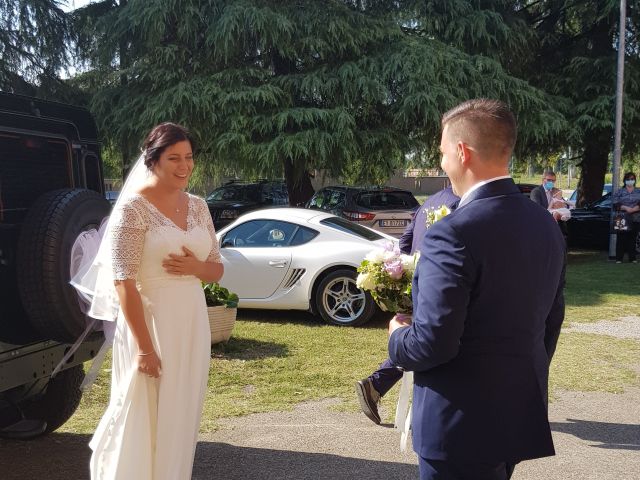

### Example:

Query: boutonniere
xmin=425 ymin=205 xmax=451 ymax=228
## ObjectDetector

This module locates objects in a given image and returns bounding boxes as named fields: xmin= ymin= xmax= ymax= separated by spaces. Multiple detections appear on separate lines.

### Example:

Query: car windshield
xmin=354 ymin=191 xmax=418 ymax=210
xmin=320 ymin=216 xmax=383 ymax=241
xmin=207 ymin=185 xmax=258 ymax=202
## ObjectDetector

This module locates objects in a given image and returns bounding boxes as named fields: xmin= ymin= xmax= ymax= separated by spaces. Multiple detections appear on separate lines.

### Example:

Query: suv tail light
xmin=343 ymin=210 xmax=375 ymax=222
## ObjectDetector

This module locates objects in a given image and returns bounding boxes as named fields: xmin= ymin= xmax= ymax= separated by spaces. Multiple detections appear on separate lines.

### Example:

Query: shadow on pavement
xmin=551 ymin=419 xmax=640 ymax=450
xmin=1 ymin=435 xmax=418 ymax=480
xmin=0 ymin=432 xmax=92 ymax=479
xmin=193 ymin=442 xmax=418 ymax=480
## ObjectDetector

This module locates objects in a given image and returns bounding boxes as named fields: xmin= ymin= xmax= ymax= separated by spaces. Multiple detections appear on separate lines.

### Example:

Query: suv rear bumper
xmin=0 ymin=334 xmax=103 ymax=393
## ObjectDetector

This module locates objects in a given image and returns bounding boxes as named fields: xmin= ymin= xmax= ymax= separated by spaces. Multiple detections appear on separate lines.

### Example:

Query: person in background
xmin=612 ymin=172 xmax=640 ymax=263
xmin=530 ymin=170 xmax=571 ymax=221
xmin=355 ymin=186 xmax=459 ymax=425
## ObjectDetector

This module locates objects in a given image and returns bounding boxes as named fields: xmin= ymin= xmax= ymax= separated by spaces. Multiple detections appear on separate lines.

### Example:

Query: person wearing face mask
xmin=530 ymin=171 xmax=570 ymax=242
xmin=530 ymin=171 xmax=569 ymax=220
xmin=612 ymin=172 xmax=640 ymax=263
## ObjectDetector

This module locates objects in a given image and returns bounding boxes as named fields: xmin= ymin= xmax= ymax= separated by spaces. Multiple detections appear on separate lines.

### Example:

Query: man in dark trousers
xmin=355 ymin=186 xmax=459 ymax=424
xmin=388 ymin=99 xmax=565 ymax=480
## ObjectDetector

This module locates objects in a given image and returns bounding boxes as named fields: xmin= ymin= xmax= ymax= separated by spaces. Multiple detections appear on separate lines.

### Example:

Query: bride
xmin=75 ymin=123 xmax=223 ymax=479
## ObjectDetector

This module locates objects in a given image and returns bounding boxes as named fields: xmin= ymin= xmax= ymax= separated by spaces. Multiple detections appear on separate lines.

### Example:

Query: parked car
xmin=306 ymin=186 xmax=419 ymax=238
xmin=515 ymin=183 xmax=538 ymax=198
xmin=567 ymin=192 xmax=640 ymax=253
xmin=216 ymin=208 xmax=398 ymax=327
xmin=206 ymin=180 xmax=289 ymax=230
xmin=566 ymin=184 xmax=612 ymax=209
xmin=0 ymin=92 xmax=107 ymax=439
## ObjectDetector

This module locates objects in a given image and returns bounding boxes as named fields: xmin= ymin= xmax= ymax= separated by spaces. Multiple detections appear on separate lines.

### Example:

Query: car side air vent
xmin=283 ymin=268 xmax=306 ymax=289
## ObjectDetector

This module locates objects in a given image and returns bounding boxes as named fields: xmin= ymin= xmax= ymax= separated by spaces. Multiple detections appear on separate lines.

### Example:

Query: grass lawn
xmin=61 ymin=250 xmax=639 ymax=434
xmin=565 ymin=250 xmax=640 ymax=323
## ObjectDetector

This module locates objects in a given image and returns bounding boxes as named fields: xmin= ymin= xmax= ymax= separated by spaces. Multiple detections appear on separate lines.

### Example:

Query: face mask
xmin=625 ymin=180 xmax=636 ymax=187
xmin=543 ymin=181 xmax=554 ymax=191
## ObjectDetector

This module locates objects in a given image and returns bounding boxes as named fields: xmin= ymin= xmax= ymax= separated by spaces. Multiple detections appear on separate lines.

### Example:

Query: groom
xmin=388 ymin=99 xmax=566 ymax=480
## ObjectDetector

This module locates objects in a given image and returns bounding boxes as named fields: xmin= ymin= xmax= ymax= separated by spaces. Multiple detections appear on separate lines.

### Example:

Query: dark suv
xmin=306 ymin=186 xmax=419 ymax=237
xmin=0 ymin=93 xmax=108 ymax=438
xmin=206 ymin=180 xmax=289 ymax=230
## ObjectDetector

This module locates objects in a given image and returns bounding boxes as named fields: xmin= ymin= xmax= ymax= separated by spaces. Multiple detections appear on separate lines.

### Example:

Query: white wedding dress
xmin=89 ymin=193 xmax=219 ymax=480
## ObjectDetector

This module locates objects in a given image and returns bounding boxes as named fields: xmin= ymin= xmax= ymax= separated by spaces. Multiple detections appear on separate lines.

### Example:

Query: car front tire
xmin=314 ymin=269 xmax=376 ymax=327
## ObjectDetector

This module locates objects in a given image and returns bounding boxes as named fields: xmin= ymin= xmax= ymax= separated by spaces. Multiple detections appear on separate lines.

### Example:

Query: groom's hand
xmin=388 ymin=315 xmax=411 ymax=337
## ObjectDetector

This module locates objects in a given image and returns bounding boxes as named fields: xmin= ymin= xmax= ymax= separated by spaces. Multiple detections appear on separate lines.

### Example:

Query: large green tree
xmin=74 ymin=0 xmax=564 ymax=204
xmin=521 ymin=0 xmax=640 ymax=205
xmin=0 ymin=0 xmax=76 ymax=99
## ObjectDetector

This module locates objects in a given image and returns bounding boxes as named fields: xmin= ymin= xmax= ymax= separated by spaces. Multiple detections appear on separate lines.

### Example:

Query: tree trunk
xmin=272 ymin=51 xmax=315 ymax=206
xmin=576 ymin=130 xmax=610 ymax=207
xmin=283 ymin=158 xmax=315 ymax=206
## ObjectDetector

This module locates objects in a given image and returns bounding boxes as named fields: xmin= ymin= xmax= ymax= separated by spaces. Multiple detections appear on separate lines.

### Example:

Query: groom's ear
xmin=457 ymin=142 xmax=472 ymax=165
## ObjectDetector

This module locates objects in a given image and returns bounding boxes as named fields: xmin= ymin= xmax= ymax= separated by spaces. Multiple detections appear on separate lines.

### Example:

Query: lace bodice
xmin=110 ymin=193 xmax=220 ymax=281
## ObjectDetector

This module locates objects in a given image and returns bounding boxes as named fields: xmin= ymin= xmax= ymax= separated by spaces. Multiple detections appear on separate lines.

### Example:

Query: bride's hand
xmin=162 ymin=246 xmax=201 ymax=276
xmin=137 ymin=350 xmax=162 ymax=378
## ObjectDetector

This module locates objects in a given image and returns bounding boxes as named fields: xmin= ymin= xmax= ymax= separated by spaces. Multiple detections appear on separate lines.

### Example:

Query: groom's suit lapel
xmin=456 ymin=178 xmax=521 ymax=210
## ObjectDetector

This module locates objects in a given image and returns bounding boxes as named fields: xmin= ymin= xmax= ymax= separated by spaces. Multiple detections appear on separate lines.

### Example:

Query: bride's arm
xmin=195 ymin=257 xmax=224 ymax=283
xmin=114 ymin=280 xmax=156 ymax=356
xmin=111 ymin=200 xmax=162 ymax=377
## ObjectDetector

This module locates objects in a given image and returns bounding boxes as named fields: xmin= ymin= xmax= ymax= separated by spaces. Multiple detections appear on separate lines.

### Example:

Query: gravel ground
xmin=564 ymin=316 xmax=640 ymax=339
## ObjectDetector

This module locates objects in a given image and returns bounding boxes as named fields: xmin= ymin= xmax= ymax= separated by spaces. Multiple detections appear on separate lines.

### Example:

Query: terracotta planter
xmin=207 ymin=306 xmax=237 ymax=344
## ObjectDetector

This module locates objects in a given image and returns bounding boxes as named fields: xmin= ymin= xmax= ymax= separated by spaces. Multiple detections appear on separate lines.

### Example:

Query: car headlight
xmin=220 ymin=210 xmax=239 ymax=219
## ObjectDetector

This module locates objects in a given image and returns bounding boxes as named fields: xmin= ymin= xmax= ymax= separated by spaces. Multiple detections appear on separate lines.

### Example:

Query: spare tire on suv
xmin=0 ymin=92 xmax=107 ymax=439
xmin=17 ymin=188 xmax=110 ymax=343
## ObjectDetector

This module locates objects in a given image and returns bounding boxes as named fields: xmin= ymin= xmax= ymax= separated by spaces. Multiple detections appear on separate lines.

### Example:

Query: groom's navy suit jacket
xmin=389 ymin=178 xmax=566 ymax=463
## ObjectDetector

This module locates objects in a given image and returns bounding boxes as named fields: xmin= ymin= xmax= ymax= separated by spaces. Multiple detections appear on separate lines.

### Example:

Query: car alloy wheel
xmin=315 ymin=269 xmax=375 ymax=326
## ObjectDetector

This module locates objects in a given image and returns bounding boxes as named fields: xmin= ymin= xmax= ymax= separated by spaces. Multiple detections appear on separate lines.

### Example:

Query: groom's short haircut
xmin=441 ymin=99 xmax=517 ymax=160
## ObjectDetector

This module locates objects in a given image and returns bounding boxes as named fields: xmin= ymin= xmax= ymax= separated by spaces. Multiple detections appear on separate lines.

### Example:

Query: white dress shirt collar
xmin=458 ymin=175 xmax=512 ymax=207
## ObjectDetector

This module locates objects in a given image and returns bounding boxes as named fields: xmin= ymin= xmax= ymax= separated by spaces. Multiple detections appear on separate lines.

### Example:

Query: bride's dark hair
xmin=142 ymin=122 xmax=195 ymax=168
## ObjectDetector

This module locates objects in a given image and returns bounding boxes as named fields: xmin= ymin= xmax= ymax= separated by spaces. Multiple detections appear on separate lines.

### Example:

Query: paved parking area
xmin=3 ymin=386 xmax=636 ymax=480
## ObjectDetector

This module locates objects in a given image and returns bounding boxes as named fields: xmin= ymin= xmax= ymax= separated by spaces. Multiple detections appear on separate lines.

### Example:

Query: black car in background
xmin=567 ymin=192 xmax=640 ymax=252
xmin=567 ymin=193 xmax=611 ymax=249
xmin=206 ymin=180 xmax=289 ymax=230
xmin=306 ymin=185 xmax=419 ymax=238
xmin=516 ymin=183 xmax=538 ymax=198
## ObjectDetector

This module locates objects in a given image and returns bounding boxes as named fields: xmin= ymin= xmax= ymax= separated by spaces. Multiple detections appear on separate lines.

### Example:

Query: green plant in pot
xmin=203 ymin=283 xmax=239 ymax=344
xmin=202 ymin=282 xmax=239 ymax=308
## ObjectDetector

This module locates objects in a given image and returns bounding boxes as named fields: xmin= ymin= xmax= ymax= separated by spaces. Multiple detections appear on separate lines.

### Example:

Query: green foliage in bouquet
xmin=202 ymin=282 xmax=239 ymax=308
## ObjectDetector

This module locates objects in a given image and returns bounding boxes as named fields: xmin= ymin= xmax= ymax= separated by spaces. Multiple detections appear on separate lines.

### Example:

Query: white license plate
xmin=379 ymin=219 xmax=408 ymax=227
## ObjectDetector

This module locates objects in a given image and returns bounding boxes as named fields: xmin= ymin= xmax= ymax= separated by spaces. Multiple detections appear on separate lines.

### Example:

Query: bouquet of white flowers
xmin=356 ymin=242 xmax=418 ymax=314
xmin=356 ymin=204 xmax=452 ymax=314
